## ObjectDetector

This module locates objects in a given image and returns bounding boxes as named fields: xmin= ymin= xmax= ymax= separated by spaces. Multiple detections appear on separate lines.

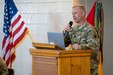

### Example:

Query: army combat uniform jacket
xmin=64 ymin=21 xmax=99 ymax=75
xmin=0 ymin=57 xmax=9 ymax=75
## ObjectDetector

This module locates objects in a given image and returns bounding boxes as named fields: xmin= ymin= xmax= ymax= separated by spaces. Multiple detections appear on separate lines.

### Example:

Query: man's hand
xmin=72 ymin=44 xmax=81 ymax=50
xmin=64 ymin=25 xmax=71 ymax=31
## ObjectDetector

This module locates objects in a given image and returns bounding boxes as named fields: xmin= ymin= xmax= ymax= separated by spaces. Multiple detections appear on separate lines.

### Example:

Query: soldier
xmin=0 ymin=57 xmax=9 ymax=75
xmin=63 ymin=5 xmax=99 ymax=75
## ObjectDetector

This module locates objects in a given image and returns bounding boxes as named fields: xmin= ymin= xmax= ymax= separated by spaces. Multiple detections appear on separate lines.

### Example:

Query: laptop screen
xmin=47 ymin=32 xmax=65 ymax=49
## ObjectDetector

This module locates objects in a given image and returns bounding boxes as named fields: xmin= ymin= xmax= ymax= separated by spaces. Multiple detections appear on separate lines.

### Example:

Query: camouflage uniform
xmin=0 ymin=57 xmax=9 ymax=75
xmin=65 ymin=21 xmax=99 ymax=75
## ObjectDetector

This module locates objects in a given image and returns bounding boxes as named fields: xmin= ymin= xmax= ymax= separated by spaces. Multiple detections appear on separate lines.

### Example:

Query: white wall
xmin=0 ymin=0 xmax=72 ymax=75
xmin=0 ymin=0 xmax=113 ymax=75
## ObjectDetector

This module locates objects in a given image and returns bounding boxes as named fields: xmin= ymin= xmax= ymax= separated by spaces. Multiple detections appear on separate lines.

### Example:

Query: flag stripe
xmin=13 ymin=23 xmax=27 ymax=43
xmin=4 ymin=49 xmax=10 ymax=62
xmin=12 ymin=16 xmax=23 ymax=33
xmin=3 ymin=43 xmax=10 ymax=59
xmin=12 ymin=15 xmax=21 ymax=28
xmin=14 ymin=28 xmax=28 ymax=47
xmin=2 ymin=37 xmax=9 ymax=58
xmin=6 ymin=55 xmax=10 ymax=66
xmin=2 ymin=36 xmax=6 ymax=48
xmin=13 ymin=21 xmax=24 ymax=37
xmin=11 ymin=12 xmax=20 ymax=24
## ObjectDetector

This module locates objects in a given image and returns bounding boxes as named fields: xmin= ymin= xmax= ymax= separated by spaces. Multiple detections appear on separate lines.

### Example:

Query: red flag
xmin=2 ymin=0 xmax=29 ymax=67
xmin=86 ymin=2 xmax=96 ymax=26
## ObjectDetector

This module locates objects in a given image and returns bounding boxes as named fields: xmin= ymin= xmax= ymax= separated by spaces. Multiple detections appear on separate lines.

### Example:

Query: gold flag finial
xmin=72 ymin=0 xmax=83 ymax=7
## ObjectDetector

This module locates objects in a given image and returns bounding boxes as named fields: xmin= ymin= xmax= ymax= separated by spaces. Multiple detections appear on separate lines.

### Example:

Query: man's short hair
xmin=72 ymin=6 xmax=86 ymax=16
xmin=73 ymin=6 xmax=85 ymax=12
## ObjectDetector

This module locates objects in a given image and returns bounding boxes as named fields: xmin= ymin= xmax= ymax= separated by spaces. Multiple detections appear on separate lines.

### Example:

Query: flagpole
xmin=28 ymin=32 xmax=35 ymax=43
xmin=10 ymin=55 xmax=12 ymax=69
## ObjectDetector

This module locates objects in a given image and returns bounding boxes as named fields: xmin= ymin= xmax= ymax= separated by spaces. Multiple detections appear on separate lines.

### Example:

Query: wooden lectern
xmin=29 ymin=42 xmax=92 ymax=75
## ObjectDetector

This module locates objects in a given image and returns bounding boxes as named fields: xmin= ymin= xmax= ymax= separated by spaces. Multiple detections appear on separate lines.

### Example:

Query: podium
xmin=29 ymin=42 xmax=92 ymax=75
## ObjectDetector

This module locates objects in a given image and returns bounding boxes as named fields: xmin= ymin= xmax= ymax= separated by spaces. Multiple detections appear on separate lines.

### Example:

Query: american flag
xmin=2 ymin=0 xmax=29 ymax=67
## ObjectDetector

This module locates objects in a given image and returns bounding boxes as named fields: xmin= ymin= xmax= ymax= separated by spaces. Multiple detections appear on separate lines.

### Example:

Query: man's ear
xmin=82 ymin=11 xmax=86 ymax=17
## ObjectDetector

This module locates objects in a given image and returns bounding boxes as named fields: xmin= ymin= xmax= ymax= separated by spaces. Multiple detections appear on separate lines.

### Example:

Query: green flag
xmin=95 ymin=1 xmax=104 ymax=63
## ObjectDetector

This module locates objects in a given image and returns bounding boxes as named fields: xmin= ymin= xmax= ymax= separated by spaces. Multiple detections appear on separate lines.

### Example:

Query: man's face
xmin=72 ymin=7 xmax=84 ymax=23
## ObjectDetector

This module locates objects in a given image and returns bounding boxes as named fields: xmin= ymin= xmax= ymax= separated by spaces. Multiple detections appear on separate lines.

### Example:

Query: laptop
xmin=47 ymin=32 xmax=65 ymax=49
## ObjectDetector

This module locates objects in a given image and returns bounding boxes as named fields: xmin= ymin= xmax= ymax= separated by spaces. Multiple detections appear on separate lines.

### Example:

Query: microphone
xmin=69 ymin=21 xmax=73 ymax=27
xmin=64 ymin=21 xmax=73 ymax=47
xmin=64 ymin=21 xmax=73 ymax=37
